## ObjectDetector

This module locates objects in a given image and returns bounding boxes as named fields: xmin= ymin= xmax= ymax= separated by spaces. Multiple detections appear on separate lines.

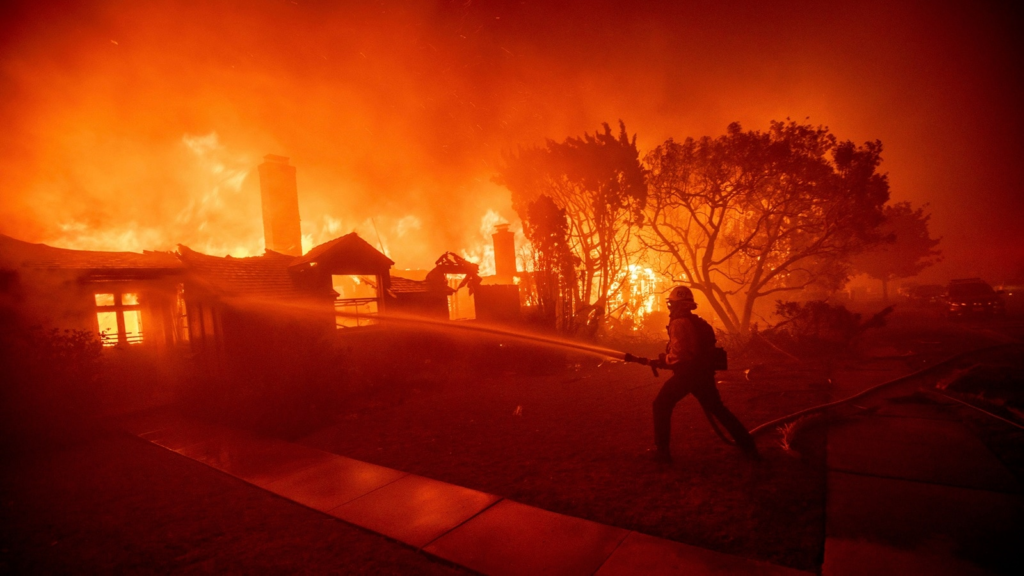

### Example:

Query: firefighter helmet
xmin=667 ymin=286 xmax=697 ymax=308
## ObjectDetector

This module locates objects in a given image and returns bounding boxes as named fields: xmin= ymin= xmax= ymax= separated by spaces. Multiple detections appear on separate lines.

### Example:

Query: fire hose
xmin=331 ymin=311 xmax=1020 ymax=440
xmin=623 ymin=343 xmax=1023 ymax=444
xmin=745 ymin=342 xmax=1021 ymax=436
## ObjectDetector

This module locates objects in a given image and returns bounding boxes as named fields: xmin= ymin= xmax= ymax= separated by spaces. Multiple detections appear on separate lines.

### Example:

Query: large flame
xmin=0 ymin=1 xmax=1020 ymax=278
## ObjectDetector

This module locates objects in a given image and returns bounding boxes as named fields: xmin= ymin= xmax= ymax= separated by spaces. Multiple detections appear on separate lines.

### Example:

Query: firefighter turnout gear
xmin=651 ymin=297 xmax=757 ymax=460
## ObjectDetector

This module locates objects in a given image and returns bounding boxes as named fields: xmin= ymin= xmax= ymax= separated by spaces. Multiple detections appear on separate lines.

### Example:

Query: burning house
xmin=0 ymin=234 xmax=187 ymax=349
xmin=0 ymin=154 xmax=517 ymax=366
xmin=173 ymin=232 xmax=401 ymax=372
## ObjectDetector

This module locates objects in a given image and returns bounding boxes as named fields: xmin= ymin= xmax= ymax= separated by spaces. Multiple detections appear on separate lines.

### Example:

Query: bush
xmin=750 ymin=300 xmax=867 ymax=358
xmin=0 ymin=326 xmax=105 ymax=451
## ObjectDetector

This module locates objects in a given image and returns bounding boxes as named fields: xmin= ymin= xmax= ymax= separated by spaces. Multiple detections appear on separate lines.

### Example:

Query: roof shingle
xmin=390 ymin=275 xmax=454 ymax=295
xmin=177 ymin=246 xmax=305 ymax=298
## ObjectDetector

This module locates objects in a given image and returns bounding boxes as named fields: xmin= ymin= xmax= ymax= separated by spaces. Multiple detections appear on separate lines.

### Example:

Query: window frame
xmin=94 ymin=290 xmax=144 ymax=346
xmin=332 ymin=274 xmax=384 ymax=329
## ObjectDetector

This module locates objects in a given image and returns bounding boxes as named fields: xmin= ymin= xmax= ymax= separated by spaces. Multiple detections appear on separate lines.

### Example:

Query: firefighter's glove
xmin=648 ymin=354 xmax=669 ymax=377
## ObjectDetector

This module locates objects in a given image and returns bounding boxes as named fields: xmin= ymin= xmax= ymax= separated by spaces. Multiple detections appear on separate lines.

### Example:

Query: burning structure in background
xmin=0 ymin=0 xmax=1022 ymax=282
xmin=0 ymin=152 xmax=523 ymax=364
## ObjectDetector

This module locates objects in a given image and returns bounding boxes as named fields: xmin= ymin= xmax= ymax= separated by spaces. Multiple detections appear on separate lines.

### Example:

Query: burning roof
xmin=389 ymin=275 xmax=454 ymax=296
xmin=176 ymin=245 xmax=304 ymax=299
xmin=291 ymin=233 xmax=395 ymax=272
xmin=0 ymin=234 xmax=181 ymax=273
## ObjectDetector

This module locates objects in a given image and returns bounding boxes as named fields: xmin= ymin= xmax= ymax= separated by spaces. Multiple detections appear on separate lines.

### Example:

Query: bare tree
xmin=497 ymin=121 xmax=647 ymax=331
xmin=643 ymin=121 xmax=889 ymax=334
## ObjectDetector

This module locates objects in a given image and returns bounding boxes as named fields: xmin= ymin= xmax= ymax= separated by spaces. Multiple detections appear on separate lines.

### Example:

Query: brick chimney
xmin=258 ymin=154 xmax=302 ymax=256
xmin=492 ymin=224 xmax=517 ymax=284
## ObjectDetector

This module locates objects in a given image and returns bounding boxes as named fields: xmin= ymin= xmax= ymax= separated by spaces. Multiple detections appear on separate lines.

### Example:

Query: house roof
xmin=390 ymin=275 xmax=454 ymax=295
xmin=178 ymin=232 xmax=392 ymax=300
xmin=0 ymin=232 xmax=395 ymax=301
xmin=176 ymin=245 xmax=307 ymax=299
xmin=0 ymin=234 xmax=182 ymax=273
xmin=292 ymin=233 xmax=395 ymax=272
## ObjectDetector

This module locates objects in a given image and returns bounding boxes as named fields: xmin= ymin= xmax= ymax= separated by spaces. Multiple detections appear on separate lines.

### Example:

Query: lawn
xmin=297 ymin=310 xmax=1022 ymax=572
xmin=4 ymin=309 xmax=1020 ymax=572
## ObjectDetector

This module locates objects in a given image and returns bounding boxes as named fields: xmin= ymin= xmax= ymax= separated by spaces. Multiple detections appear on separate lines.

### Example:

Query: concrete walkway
xmin=122 ymin=414 xmax=805 ymax=575
xmin=822 ymin=396 xmax=1023 ymax=575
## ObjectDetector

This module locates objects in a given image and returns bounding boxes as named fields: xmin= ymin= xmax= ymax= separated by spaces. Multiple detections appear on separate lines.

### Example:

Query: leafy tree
xmin=643 ymin=120 xmax=889 ymax=334
xmin=497 ymin=121 xmax=647 ymax=331
xmin=852 ymin=201 xmax=941 ymax=300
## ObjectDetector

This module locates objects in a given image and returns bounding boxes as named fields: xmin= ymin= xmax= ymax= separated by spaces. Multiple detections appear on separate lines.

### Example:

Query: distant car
xmin=946 ymin=278 xmax=1006 ymax=319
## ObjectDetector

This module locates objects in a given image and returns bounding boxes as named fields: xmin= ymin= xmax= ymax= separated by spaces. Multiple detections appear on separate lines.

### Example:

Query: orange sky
xmin=1 ymin=0 xmax=1021 ymax=281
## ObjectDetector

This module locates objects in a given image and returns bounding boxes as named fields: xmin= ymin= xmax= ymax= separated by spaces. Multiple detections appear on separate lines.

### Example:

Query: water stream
xmin=333 ymin=310 xmax=628 ymax=360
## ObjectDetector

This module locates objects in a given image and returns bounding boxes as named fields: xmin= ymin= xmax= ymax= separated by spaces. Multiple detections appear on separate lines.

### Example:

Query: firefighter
xmin=648 ymin=286 xmax=758 ymax=463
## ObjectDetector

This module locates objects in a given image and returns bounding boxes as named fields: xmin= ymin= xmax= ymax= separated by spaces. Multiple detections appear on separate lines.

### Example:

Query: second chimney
xmin=492 ymin=224 xmax=517 ymax=284
xmin=258 ymin=154 xmax=302 ymax=256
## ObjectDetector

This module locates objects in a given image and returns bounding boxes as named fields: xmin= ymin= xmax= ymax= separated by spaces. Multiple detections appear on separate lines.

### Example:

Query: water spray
xmin=235 ymin=298 xmax=1020 ymax=449
xmin=333 ymin=310 xmax=632 ymax=361
xmin=336 ymin=312 xmax=1024 ymax=445
xmin=332 ymin=310 xmax=674 ymax=377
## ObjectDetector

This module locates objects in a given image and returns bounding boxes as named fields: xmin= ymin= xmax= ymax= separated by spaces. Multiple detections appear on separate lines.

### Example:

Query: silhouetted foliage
xmin=497 ymin=121 xmax=647 ymax=331
xmin=521 ymin=194 xmax=577 ymax=331
xmin=771 ymin=300 xmax=863 ymax=347
xmin=757 ymin=300 xmax=892 ymax=358
xmin=643 ymin=120 xmax=889 ymax=334
xmin=852 ymin=201 xmax=941 ymax=300
xmin=0 ymin=324 xmax=104 ymax=451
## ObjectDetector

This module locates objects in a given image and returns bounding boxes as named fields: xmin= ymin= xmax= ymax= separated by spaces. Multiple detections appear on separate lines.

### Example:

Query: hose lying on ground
xmin=923 ymin=389 xmax=1024 ymax=431
xmin=747 ymin=342 xmax=1022 ymax=437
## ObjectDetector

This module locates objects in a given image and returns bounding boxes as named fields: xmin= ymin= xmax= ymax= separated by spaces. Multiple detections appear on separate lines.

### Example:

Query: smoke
xmin=1 ymin=0 xmax=1021 ymax=277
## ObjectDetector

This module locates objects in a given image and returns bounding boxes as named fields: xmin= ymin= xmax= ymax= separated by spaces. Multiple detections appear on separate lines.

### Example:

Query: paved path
xmin=822 ymin=394 xmax=1023 ymax=575
xmin=121 ymin=413 xmax=805 ymax=575
xmin=123 ymin=389 xmax=1023 ymax=575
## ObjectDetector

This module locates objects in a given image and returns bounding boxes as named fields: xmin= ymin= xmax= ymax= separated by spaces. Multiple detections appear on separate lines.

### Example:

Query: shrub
xmin=0 ymin=325 xmax=105 ymax=451
xmin=758 ymin=300 xmax=864 ymax=357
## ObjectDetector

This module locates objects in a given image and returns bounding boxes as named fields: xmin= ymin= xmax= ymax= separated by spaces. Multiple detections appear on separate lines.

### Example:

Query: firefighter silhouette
xmin=644 ymin=286 xmax=758 ymax=463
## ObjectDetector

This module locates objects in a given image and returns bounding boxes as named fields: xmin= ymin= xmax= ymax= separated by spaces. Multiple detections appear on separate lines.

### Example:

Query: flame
xmin=2 ymin=1 xmax=1019 ymax=283
xmin=458 ymin=209 xmax=527 ymax=277
xmin=459 ymin=209 xmax=503 ymax=276
xmin=46 ymin=132 xmax=263 ymax=257
xmin=604 ymin=263 xmax=666 ymax=329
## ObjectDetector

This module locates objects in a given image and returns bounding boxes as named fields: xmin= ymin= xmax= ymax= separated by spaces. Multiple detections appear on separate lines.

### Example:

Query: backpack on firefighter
xmin=689 ymin=314 xmax=728 ymax=372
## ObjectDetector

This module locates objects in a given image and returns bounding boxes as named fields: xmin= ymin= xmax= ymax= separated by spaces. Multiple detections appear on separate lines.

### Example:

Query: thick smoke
xmin=1 ymin=0 xmax=1021 ymax=278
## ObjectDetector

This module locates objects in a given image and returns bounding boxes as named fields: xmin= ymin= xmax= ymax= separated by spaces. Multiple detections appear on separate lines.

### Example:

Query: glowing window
xmin=94 ymin=291 xmax=144 ymax=346
xmin=123 ymin=310 xmax=143 ymax=344
xmin=97 ymin=311 xmax=118 ymax=343
xmin=333 ymin=275 xmax=380 ymax=328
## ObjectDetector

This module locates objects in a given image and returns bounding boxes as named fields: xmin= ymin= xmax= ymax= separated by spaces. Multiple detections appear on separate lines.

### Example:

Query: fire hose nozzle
xmin=624 ymin=353 xmax=662 ymax=377
xmin=623 ymin=353 xmax=648 ymax=365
